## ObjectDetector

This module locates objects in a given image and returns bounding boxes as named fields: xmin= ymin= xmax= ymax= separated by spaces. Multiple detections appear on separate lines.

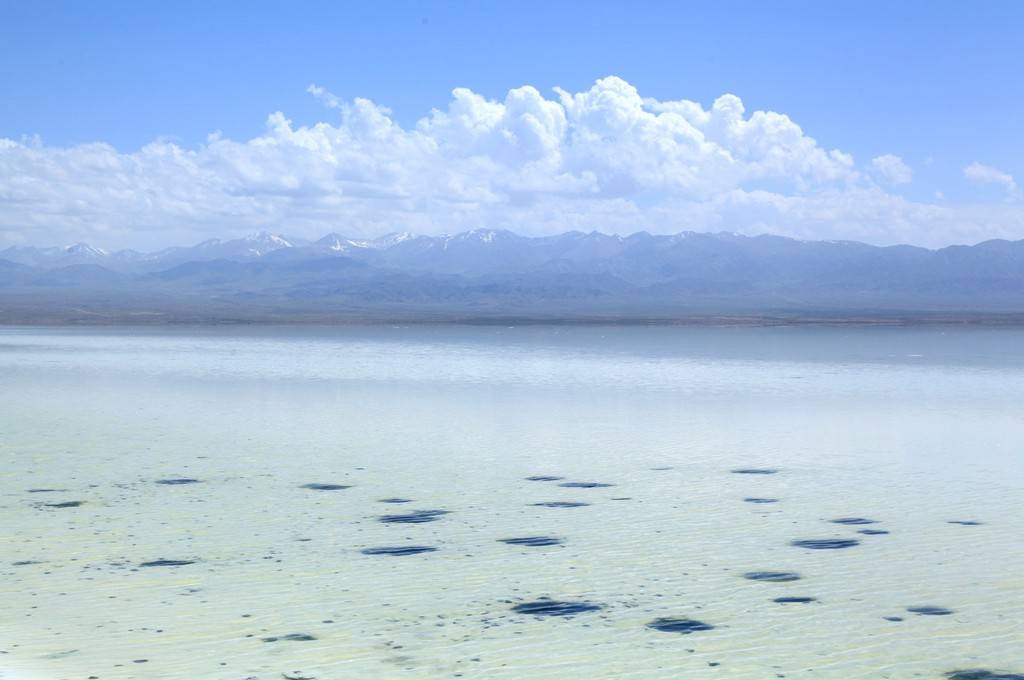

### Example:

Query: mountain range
xmin=2 ymin=229 xmax=1024 ymax=323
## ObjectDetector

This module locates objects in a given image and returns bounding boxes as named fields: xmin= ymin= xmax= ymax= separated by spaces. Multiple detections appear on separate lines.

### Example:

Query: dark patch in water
xmin=301 ymin=483 xmax=351 ymax=491
xmin=744 ymin=497 xmax=778 ymax=504
xmin=155 ymin=478 xmax=200 ymax=485
xmin=650 ymin=466 xmax=674 ymax=470
xmin=499 ymin=536 xmax=562 ymax=547
xmin=512 ymin=600 xmax=601 ymax=617
xmin=946 ymin=671 xmax=1024 ymax=680
xmin=744 ymin=571 xmax=800 ymax=582
xmin=557 ymin=482 xmax=614 ymax=488
xmin=378 ymin=509 xmax=450 ymax=524
xmin=139 ymin=559 xmax=195 ymax=567
xmin=830 ymin=517 xmax=878 ymax=525
xmin=525 ymin=476 xmax=564 ymax=482
xmin=884 ymin=616 xmax=904 ymax=622
xmin=41 ymin=501 xmax=84 ymax=508
xmin=262 ymin=633 xmax=316 ymax=642
xmin=27 ymin=488 xmax=65 ymax=493
xmin=730 ymin=468 xmax=778 ymax=475
xmin=12 ymin=560 xmax=43 ymax=566
xmin=948 ymin=520 xmax=984 ymax=526
xmin=791 ymin=538 xmax=859 ymax=550
xmin=774 ymin=596 xmax=816 ymax=603
xmin=907 ymin=606 xmax=953 ymax=616
xmin=647 ymin=617 xmax=715 ymax=634
xmin=378 ymin=498 xmax=412 ymax=504
xmin=531 ymin=501 xmax=589 ymax=508
xmin=858 ymin=529 xmax=890 ymax=535
xmin=360 ymin=546 xmax=437 ymax=556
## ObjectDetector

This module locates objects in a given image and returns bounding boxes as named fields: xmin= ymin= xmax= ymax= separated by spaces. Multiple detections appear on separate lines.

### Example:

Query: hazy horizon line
xmin=6 ymin=226 xmax=1023 ymax=256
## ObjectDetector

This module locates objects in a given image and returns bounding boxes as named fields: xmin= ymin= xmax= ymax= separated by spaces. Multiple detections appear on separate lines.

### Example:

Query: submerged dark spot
xmin=139 ymin=559 xmax=195 ymax=567
xmin=525 ymin=476 xmax=564 ymax=482
xmin=907 ymin=606 xmax=953 ymax=616
xmin=41 ymin=501 xmax=84 ymax=508
xmin=557 ymin=482 xmax=614 ymax=488
xmin=377 ymin=498 xmax=412 ymax=504
xmin=744 ymin=497 xmax=778 ymax=504
xmin=730 ymin=468 xmax=778 ymax=475
xmin=743 ymin=571 xmax=801 ymax=582
xmin=830 ymin=517 xmax=878 ymax=525
xmin=884 ymin=616 xmax=904 ymax=622
xmin=262 ymin=633 xmax=316 ymax=642
xmin=512 ymin=600 xmax=601 ymax=617
xmin=948 ymin=520 xmax=984 ymax=526
xmin=301 ymin=483 xmax=351 ymax=491
xmin=155 ymin=478 xmax=200 ymax=485
xmin=647 ymin=617 xmax=715 ymax=634
xmin=774 ymin=596 xmax=816 ymax=603
xmin=378 ymin=509 xmax=450 ymax=524
xmin=531 ymin=501 xmax=590 ymax=508
xmin=946 ymin=671 xmax=1024 ymax=680
xmin=27 ymin=488 xmax=65 ymax=493
xmin=858 ymin=529 xmax=890 ymax=535
xmin=12 ymin=560 xmax=43 ymax=566
xmin=791 ymin=538 xmax=860 ymax=550
xmin=499 ymin=536 xmax=562 ymax=547
xmin=360 ymin=546 xmax=437 ymax=556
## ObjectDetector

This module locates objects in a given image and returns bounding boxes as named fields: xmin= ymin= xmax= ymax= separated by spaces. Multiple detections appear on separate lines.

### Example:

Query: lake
xmin=1 ymin=325 xmax=1022 ymax=679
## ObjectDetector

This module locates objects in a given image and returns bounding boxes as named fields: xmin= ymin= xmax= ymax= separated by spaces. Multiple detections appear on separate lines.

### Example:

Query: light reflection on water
xmin=1 ymin=325 xmax=1022 ymax=679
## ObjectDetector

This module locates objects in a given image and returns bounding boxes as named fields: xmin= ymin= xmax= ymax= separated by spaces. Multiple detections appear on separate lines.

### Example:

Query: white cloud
xmin=964 ymin=162 xmax=1018 ymax=197
xmin=306 ymin=83 xmax=341 ymax=109
xmin=871 ymin=154 xmax=912 ymax=184
xmin=0 ymin=76 xmax=1021 ymax=249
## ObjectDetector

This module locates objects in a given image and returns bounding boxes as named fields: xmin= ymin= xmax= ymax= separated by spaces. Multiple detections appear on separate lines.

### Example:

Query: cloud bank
xmin=1 ymin=76 xmax=1021 ymax=249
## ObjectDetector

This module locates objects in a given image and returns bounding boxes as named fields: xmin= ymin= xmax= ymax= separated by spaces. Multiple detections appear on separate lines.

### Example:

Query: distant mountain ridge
xmin=2 ymin=229 xmax=1024 ymax=323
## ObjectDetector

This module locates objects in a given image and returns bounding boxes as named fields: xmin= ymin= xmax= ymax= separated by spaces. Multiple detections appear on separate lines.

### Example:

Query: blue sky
xmin=1 ymin=1 xmax=1022 ymax=249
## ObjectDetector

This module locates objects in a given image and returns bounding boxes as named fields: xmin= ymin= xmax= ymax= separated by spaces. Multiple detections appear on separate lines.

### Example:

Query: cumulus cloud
xmin=964 ymin=162 xmax=1018 ymax=197
xmin=0 ymin=76 xmax=1020 ymax=249
xmin=871 ymin=154 xmax=912 ymax=184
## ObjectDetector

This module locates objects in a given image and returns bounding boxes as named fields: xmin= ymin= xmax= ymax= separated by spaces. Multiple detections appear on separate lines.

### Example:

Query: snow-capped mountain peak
xmin=371 ymin=232 xmax=416 ymax=248
xmin=242 ymin=232 xmax=293 ymax=255
xmin=244 ymin=231 xmax=291 ymax=245
xmin=64 ymin=243 xmax=108 ymax=257
xmin=316 ymin=233 xmax=373 ymax=252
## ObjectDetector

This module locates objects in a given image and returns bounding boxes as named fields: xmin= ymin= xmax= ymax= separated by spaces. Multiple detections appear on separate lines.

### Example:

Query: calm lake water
xmin=1 ymin=325 xmax=1022 ymax=680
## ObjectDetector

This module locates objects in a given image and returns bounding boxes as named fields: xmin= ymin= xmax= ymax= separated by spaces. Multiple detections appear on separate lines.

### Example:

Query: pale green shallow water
xmin=0 ymin=325 xmax=1022 ymax=680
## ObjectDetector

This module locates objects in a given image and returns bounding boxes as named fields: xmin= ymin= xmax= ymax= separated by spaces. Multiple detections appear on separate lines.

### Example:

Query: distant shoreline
xmin=5 ymin=230 xmax=1024 ymax=324
xmin=4 ymin=310 xmax=1024 ymax=327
